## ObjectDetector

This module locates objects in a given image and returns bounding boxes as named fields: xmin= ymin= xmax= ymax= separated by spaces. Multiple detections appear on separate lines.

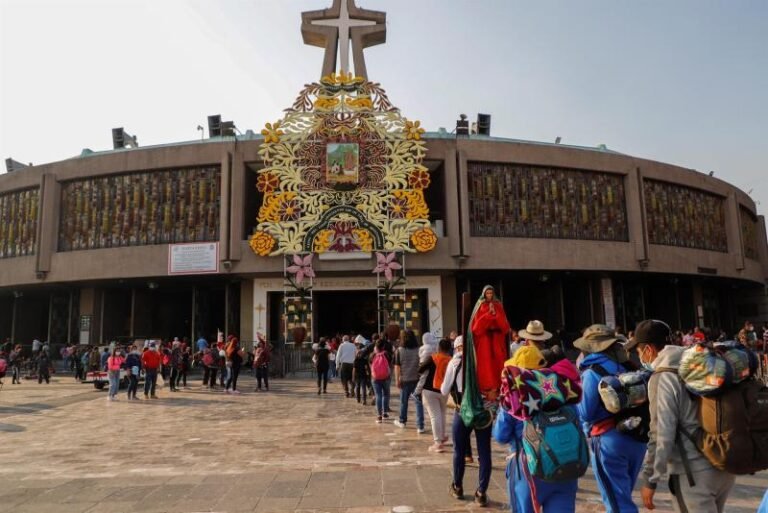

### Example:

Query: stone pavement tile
xmin=213 ymin=493 xmax=262 ymax=512
xmin=273 ymin=470 xmax=311 ymax=483
xmin=340 ymin=492 xmax=384 ymax=508
xmin=342 ymin=507 xmax=390 ymax=513
xmin=383 ymin=479 xmax=415 ymax=495
xmin=253 ymin=497 xmax=300 ymax=513
xmin=62 ymin=486 xmax=123 ymax=503
xmin=187 ymin=483 xmax=234 ymax=500
xmin=166 ymin=474 xmax=207 ymax=485
xmin=298 ymin=492 xmax=343 ymax=509
xmin=383 ymin=492 xmax=428 ymax=507
xmin=264 ymin=480 xmax=308 ymax=498
xmin=166 ymin=498 xmax=223 ymax=513
xmin=13 ymin=501 xmax=98 ymax=513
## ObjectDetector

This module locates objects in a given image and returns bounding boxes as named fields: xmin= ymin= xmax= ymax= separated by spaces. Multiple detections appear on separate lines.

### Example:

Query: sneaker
xmin=317 ymin=389 xmax=321 ymax=395
xmin=474 ymin=490 xmax=488 ymax=507
xmin=376 ymin=416 xmax=383 ymax=424
xmin=464 ymin=456 xmax=474 ymax=464
xmin=428 ymin=443 xmax=445 ymax=453
xmin=393 ymin=420 xmax=406 ymax=429
xmin=383 ymin=413 xmax=389 ymax=419
xmin=232 ymin=390 xmax=241 ymax=394
xmin=449 ymin=483 xmax=464 ymax=500
xmin=416 ymin=427 xmax=426 ymax=434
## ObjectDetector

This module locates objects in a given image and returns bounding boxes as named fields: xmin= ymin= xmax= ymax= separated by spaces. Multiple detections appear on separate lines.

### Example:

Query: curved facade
xmin=1 ymin=134 xmax=766 ymax=346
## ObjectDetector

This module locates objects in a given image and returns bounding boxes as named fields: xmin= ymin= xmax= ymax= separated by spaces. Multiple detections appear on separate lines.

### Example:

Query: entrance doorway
xmin=315 ymin=290 xmax=378 ymax=339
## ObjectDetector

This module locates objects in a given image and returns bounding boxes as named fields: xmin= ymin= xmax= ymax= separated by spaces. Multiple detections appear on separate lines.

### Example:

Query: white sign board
xmin=168 ymin=242 xmax=219 ymax=275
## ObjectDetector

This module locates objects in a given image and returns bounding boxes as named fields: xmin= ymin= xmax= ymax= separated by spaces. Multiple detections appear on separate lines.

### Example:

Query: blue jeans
xmin=452 ymin=412 xmax=492 ymax=493
xmin=373 ymin=379 xmax=387 ymax=415
xmin=143 ymin=369 xmax=158 ymax=396
xmin=108 ymin=370 xmax=120 ymax=397
xmin=399 ymin=381 xmax=424 ymax=428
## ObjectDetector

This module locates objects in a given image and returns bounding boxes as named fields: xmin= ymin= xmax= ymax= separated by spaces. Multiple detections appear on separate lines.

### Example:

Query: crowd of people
xmin=1 ymin=287 xmax=767 ymax=512
xmin=307 ymin=286 xmax=768 ymax=513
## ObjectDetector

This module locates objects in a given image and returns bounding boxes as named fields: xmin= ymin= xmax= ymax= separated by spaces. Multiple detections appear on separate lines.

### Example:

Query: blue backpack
xmin=522 ymin=406 xmax=589 ymax=482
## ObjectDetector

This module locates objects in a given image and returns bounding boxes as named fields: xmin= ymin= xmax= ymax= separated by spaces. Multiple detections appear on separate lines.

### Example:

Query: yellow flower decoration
xmin=313 ymin=229 xmax=334 ymax=253
xmin=249 ymin=231 xmax=275 ymax=256
xmin=314 ymin=97 xmax=340 ymax=110
xmin=257 ymin=192 xmax=296 ymax=223
xmin=394 ymin=190 xmax=429 ymax=220
xmin=353 ymin=228 xmax=373 ymax=252
xmin=405 ymin=120 xmax=425 ymax=141
xmin=346 ymin=96 xmax=373 ymax=110
xmin=261 ymin=122 xmax=284 ymax=144
xmin=411 ymin=228 xmax=437 ymax=252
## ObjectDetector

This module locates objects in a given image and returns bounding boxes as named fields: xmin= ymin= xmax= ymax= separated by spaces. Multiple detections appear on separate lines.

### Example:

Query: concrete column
xmin=440 ymin=275 xmax=458 ymax=335
xmin=726 ymin=193 xmax=745 ymax=271
xmin=456 ymin=145 xmax=471 ymax=258
xmin=626 ymin=166 xmax=649 ymax=264
xmin=219 ymin=151 xmax=232 ymax=262
xmin=35 ymin=173 xmax=59 ymax=275
xmin=692 ymin=282 xmax=705 ymax=328
xmin=229 ymin=148 xmax=245 ymax=261
xmin=442 ymin=146 xmax=462 ymax=257
xmin=240 ymin=280 xmax=254 ymax=342
xmin=79 ymin=287 xmax=101 ymax=345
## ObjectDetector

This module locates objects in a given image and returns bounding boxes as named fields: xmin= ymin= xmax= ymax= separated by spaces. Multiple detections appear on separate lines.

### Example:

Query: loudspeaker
xmin=477 ymin=114 xmax=491 ymax=136
xmin=456 ymin=119 xmax=469 ymax=136
xmin=208 ymin=115 xmax=222 ymax=137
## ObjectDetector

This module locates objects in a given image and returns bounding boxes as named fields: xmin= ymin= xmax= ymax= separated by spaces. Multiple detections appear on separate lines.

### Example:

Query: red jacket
xmin=141 ymin=350 xmax=162 ymax=370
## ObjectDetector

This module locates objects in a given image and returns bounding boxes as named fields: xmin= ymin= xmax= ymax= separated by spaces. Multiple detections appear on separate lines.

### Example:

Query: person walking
xmin=353 ymin=338 xmax=370 ymax=405
xmin=179 ymin=346 xmax=191 ymax=388
xmin=420 ymin=338 xmax=452 ymax=452
xmin=253 ymin=336 xmax=271 ymax=392
xmin=124 ymin=345 xmax=141 ymax=400
xmin=9 ymin=344 xmax=22 ymax=384
xmin=106 ymin=348 xmax=124 ymax=401
xmin=493 ymin=345 xmax=581 ymax=513
xmin=169 ymin=340 xmax=182 ymax=392
xmin=314 ymin=338 xmax=330 ymax=394
xmin=99 ymin=347 xmax=109 ymax=372
xmin=37 ymin=349 xmax=52 ymax=384
xmin=141 ymin=343 xmax=162 ymax=399
xmin=370 ymin=338 xmax=393 ymax=422
xmin=629 ymin=319 xmax=736 ymax=513
xmin=442 ymin=335 xmax=492 ymax=507
xmin=393 ymin=330 xmax=425 ymax=432
xmin=225 ymin=336 xmax=243 ymax=394
xmin=576 ymin=324 xmax=647 ymax=513
xmin=335 ymin=335 xmax=356 ymax=397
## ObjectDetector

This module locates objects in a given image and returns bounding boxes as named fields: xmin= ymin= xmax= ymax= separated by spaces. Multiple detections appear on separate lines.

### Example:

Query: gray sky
xmin=1 ymin=0 xmax=766 ymax=214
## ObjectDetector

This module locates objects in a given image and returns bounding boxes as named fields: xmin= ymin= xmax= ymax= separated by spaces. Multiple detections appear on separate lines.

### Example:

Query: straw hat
xmin=518 ymin=320 xmax=553 ymax=341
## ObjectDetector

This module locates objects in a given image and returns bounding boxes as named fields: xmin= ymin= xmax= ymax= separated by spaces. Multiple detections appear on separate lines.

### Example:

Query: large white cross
xmin=312 ymin=0 xmax=377 ymax=74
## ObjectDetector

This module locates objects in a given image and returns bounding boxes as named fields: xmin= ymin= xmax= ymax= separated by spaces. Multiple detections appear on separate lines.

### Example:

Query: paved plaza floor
xmin=0 ymin=374 xmax=765 ymax=513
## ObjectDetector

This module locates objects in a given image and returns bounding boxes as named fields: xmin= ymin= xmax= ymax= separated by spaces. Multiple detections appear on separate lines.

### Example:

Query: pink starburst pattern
xmin=372 ymin=252 xmax=402 ymax=282
xmin=286 ymin=254 xmax=315 ymax=284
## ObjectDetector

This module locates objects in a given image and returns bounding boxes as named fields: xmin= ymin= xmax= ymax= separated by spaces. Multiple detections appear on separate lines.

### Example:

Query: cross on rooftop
xmin=301 ymin=0 xmax=386 ymax=79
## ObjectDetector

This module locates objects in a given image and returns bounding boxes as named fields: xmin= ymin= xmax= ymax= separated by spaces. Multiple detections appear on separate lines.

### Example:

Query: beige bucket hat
xmin=573 ymin=324 xmax=626 ymax=353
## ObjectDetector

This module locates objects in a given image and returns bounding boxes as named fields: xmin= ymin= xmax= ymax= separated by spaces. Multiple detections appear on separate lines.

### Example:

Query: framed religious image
xmin=326 ymin=143 xmax=359 ymax=184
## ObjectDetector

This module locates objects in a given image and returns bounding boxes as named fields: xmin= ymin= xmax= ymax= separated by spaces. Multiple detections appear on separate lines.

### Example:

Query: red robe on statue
xmin=470 ymin=299 xmax=511 ymax=394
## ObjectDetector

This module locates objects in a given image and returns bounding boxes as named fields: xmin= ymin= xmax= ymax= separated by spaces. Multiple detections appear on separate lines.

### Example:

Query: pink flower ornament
xmin=372 ymin=252 xmax=402 ymax=282
xmin=286 ymin=254 xmax=315 ymax=284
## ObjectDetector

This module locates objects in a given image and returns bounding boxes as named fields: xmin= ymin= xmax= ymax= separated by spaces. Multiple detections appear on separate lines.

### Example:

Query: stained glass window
xmin=58 ymin=166 xmax=220 ymax=251
xmin=740 ymin=206 xmax=759 ymax=260
xmin=467 ymin=162 xmax=628 ymax=241
xmin=643 ymin=179 xmax=727 ymax=252
xmin=0 ymin=187 xmax=39 ymax=259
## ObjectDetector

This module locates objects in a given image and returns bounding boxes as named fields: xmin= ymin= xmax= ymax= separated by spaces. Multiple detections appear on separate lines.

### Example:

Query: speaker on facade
xmin=208 ymin=115 xmax=222 ymax=137
xmin=456 ymin=116 xmax=469 ymax=137
xmin=477 ymin=113 xmax=491 ymax=136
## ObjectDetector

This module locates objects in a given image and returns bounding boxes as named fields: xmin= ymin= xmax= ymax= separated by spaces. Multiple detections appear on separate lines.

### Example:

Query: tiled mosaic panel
xmin=0 ymin=187 xmax=39 ymax=259
xmin=59 ymin=166 xmax=220 ymax=251
xmin=644 ymin=179 xmax=727 ymax=252
xmin=741 ymin=206 xmax=759 ymax=260
xmin=468 ymin=162 xmax=628 ymax=241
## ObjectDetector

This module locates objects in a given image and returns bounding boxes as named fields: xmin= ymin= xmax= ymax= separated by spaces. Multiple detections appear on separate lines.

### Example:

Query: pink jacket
xmin=107 ymin=356 xmax=124 ymax=372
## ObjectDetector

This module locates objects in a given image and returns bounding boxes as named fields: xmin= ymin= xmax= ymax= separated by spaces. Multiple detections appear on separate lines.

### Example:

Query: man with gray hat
xmin=575 ymin=324 xmax=647 ymax=513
